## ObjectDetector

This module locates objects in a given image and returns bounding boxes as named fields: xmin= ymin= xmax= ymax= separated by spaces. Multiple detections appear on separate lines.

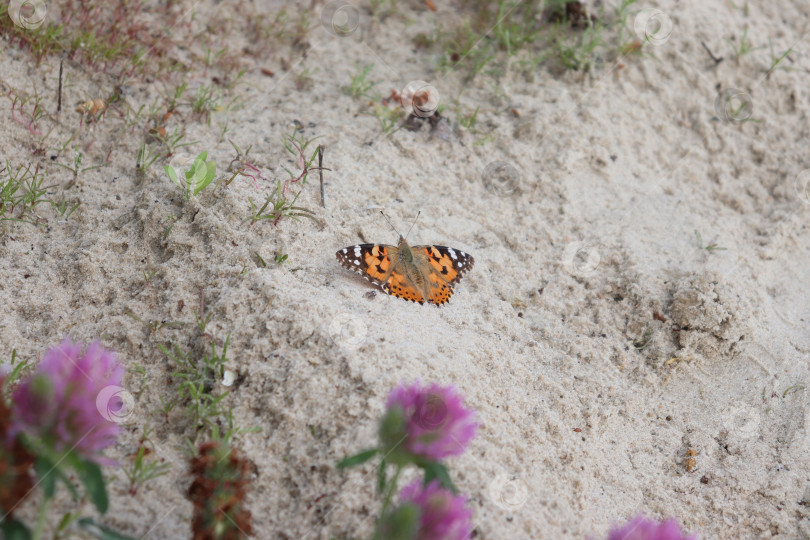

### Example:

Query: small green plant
xmin=195 ymin=310 xmax=214 ymax=335
xmin=161 ymin=214 xmax=182 ymax=241
xmin=552 ymin=23 xmax=606 ymax=72
xmin=123 ymin=426 xmax=171 ymax=495
xmin=459 ymin=106 xmax=479 ymax=129
xmin=227 ymin=140 xmax=266 ymax=189
xmin=1 ymin=348 xmax=34 ymax=394
xmin=373 ymin=104 xmax=404 ymax=134
xmin=142 ymin=268 xmax=157 ymax=284
xmin=694 ymin=230 xmax=727 ymax=252
xmin=124 ymin=103 xmax=145 ymax=131
xmin=248 ymin=180 xmax=317 ymax=226
xmin=0 ymin=162 xmax=50 ymax=225
xmin=48 ymin=197 xmax=81 ymax=220
xmin=766 ymin=40 xmax=793 ymax=78
xmin=473 ymin=132 xmax=496 ymax=146
xmin=283 ymin=127 xmax=320 ymax=167
xmin=155 ymin=127 xmax=196 ymax=158
xmin=202 ymin=46 xmax=227 ymax=71
xmin=725 ymin=29 xmax=762 ymax=62
xmin=434 ymin=0 xmax=642 ymax=80
xmin=190 ymin=83 xmax=222 ymax=124
xmin=275 ymin=252 xmax=288 ymax=264
xmin=143 ymin=96 xmax=165 ymax=127
xmin=9 ymin=90 xmax=48 ymax=135
xmin=128 ymin=363 xmax=148 ymax=400
xmin=281 ymin=127 xmax=323 ymax=191
xmin=165 ymin=151 xmax=217 ymax=200
xmin=158 ymin=335 xmax=232 ymax=435
xmin=157 ymin=395 xmax=178 ymax=421
xmin=136 ymin=143 xmax=161 ymax=176
xmin=719 ymin=92 xmax=755 ymax=123
xmin=491 ymin=1 xmax=542 ymax=56
xmin=344 ymin=63 xmax=378 ymax=100
xmin=52 ymin=146 xmax=109 ymax=182
xmin=614 ymin=0 xmax=641 ymax=50
xmin=124 ymin=309 xmax=187 ymax=333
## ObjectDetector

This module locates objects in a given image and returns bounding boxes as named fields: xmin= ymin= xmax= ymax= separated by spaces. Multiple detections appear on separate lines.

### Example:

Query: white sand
xmin=1 ymin=0 xmax=809 ymax=538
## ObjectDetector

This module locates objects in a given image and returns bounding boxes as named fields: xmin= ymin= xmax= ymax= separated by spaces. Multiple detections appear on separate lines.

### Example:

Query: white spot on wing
xmin=448 ymin=248 xmax=457 ymax=260
xmin=342 ymin=248 xmax=348 ymax=254
xmin=354 ymin=260 xmax=360 ymax=265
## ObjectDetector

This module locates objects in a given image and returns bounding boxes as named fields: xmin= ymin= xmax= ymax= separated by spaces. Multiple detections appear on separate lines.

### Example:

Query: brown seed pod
xmin=75 ymin=98 xmax=106 ymax=116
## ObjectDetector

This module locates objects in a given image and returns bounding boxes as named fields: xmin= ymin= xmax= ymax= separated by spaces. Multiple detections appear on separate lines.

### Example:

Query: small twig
xmin=57 ymin=58 xmax=63 ymax=113
xmin=318 ymin=145 xmax=325 ymax=208
xmin=701 ymin=41 xmax=723 ymax=65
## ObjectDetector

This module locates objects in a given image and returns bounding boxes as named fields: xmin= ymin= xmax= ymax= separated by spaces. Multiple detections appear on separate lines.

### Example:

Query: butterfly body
xmin=336 ymin=237 xmax=474 ymax=306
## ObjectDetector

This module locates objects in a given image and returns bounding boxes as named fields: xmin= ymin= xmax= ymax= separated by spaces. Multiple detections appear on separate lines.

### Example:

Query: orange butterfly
xmin=336 ymin=214 xmax=474 ymax=306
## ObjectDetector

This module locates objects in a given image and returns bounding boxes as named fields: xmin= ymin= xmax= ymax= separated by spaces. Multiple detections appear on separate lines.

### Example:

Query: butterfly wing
xmin=418 ymin=245 xmax=474 ymax=285
xmin=336 ymin=244 xmax=394 ymax=288
xmin=415 ymin=245 xmax=475 ymax=305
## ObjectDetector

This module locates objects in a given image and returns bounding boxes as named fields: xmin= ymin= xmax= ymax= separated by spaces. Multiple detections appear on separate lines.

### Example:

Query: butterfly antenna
xmin=404 ymin=211 xmax=421 ymax=241
xmin=380 ymin=211 xmax=401 ymax=238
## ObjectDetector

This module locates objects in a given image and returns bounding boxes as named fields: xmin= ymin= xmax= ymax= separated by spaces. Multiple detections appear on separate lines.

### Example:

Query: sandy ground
xmin=2 ymin=0 xmax=810 ymax=538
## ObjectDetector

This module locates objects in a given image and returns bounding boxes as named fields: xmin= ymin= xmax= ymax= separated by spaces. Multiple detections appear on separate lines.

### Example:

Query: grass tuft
xmin=159 ymin=335 xmax=232 ymax=436
xmin=0 ymin=162 xmax=50 ymax=226
xmin=344 ymin=63 xmax=379 ymax=100
xmin=123 ymin=426 xmax=171 ymax=496
xmin=248 ymin=180 xmax=317 ymax=227
xmin=430 ymin=0 xmax=644 ymax=80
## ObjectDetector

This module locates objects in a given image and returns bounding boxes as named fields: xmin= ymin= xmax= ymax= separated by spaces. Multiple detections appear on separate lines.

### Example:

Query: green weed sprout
xmin=165 ymin=151 xmax=216 ymax=200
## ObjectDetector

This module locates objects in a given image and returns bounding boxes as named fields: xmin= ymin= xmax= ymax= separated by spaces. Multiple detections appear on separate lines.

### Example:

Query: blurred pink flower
xmin=606 ymin=515 xmax=697 ymax=540
xmin=10 ymin=338 xmax=124 ymax=464
xmin=399 ymin=479 xmax=472 ymax=540
xmin=385 ymin=381 xmax=477 ymax=461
